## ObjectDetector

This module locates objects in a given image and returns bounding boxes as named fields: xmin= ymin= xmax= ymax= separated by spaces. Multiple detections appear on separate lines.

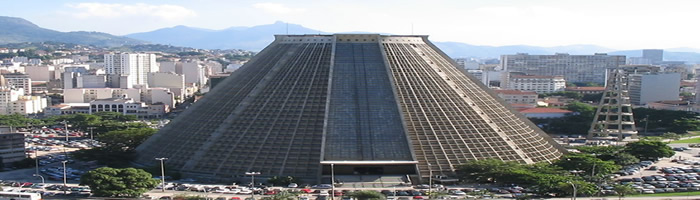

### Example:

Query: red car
xmin=300 ymin=189 xmax=312 ymax=193
xmin=231 ymin=197 xmax=241 ymax=200
xmin=413 ymin=196 xmax=424 ymax=199
xmin=264 ymin=190 xmax=277 ymax=195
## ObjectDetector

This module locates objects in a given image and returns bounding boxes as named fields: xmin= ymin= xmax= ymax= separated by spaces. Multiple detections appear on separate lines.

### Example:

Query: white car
xmin=239 ymin=189 xmax=253 ymax=194
xmin=288 ymin=183 xmax=298 ymax=188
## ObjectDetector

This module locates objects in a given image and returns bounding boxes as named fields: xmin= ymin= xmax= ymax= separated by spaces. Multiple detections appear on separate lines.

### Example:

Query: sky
xmin=2 ymin=0 xmax=700 ymax=50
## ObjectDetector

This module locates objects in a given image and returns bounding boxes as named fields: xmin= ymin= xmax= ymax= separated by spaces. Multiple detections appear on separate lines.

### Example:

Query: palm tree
xmin=613 ymin=184 xmax=636 ymax=200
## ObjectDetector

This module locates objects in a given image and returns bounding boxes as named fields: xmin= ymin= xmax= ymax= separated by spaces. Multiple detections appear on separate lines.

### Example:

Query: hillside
xmin=0 ymin=16 xmax=145 ymax=47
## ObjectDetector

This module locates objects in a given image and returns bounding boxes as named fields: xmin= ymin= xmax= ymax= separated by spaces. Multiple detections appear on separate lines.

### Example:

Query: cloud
xmin=67 ymin=3 xmax=197 ymax=20
xmin=253 ymin=3 xmax=305 ymax=14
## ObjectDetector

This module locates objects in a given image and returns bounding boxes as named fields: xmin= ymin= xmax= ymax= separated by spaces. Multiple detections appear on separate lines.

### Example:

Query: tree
xmin=557 ymin=181 xmax=598 ymax=197
xmin=72 ymin=128 xmax=157 ymax=167
xmin=669 ymin=119 xmax=700 ymax=134
xmin=624 ymin=140 xmax=675 ymax=160
xmin=348 ymin=190 xmax=385 ymax=200
xmin=661 ymin=132 xmax=681 ymax=140
xmin=611 ymin=153 xmax=640 ymax=166
xmin=555 ymin=153 xmax=620 ymax=176
xmin=613 ymin=184 xmax=636 ymax=200
xmin=457 ymin=159 xmax=525 ymax=183
xmin=80 ymin=167 xmax=158 ymax=197
xmin=267 ymin=176 xmax=299 ymax=186
xmin=270 ymin=191 xmax=298 ymax=200
xmin=93 ymin=112 xmax=138 ymax=122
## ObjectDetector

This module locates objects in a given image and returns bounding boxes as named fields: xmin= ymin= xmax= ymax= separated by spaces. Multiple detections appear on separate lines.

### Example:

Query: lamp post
xmin=428 ymin=163 xmax=432 ymax=200
xmin=155 ymin=158 xmax=168 ymax=192
xmin=245 ymin=172 xmax=261 ymax=200
xmin=34 ymin=150 xmax=39 ymax=175
xmin=644 ymin=115 xmax=649 ymax=135
xmin=62 ymin=120 xmax=69 ymax=142
xmin=566 ymin=181 xmax=577 ymax=200
xmin=61 ymin=160 xmax=68 ymax=195
xmin=87 ymin=127 xmax=95 ymax=141
xmin=331 ymin=164 xmax=335 ymax=200
xmin=33 ymin=174 xmax=45 ymax=184
xmin=591 ymin=163 xmax=597 ymax=177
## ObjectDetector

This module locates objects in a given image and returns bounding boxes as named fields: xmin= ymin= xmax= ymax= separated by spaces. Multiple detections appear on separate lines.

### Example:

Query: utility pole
xmin=155 ymin=158 xmax=168 ymax=192
xmin=62 ymin=160 xmax=68 ymax=195
xmin=245 ymin=172 xmax=261 ymax=200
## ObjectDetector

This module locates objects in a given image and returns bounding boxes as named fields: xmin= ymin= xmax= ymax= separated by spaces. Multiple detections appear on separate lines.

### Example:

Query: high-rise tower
xmin=104 ymin=53 xmax=158 ymax=88
xmin=588 ymin=68 xmax=638 ymax=140
xmin=135 ymin=34 xmax=565 ymax=183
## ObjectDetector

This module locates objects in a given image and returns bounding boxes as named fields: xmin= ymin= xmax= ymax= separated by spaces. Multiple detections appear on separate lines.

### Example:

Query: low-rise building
xmin=494 ymin=90 xmax=537 ymax=105
xmin=647 ymin=101 xmax=700 ymax=114
xmin=45 ymin=103 xmax=91 ymax=116
xmin=565 ymin=87 xmax=606 ymax=94
xmin=89 ymin=98 xmax=167 ymax=118
xmin=508 ymin=75 xmax=566 ymax=94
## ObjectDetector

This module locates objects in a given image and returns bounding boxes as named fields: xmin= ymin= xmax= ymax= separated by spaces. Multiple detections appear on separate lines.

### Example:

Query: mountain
xmin=0 ymin=16 xmax=144 ymax=47
xmin=608 ymin=50 xmax=700 ymax=64
xmin=127 ymin=21 xmax=325 ymax=50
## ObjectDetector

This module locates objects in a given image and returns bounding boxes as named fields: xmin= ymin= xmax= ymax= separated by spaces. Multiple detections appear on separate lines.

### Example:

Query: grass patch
xmin=628 ymin=191 xmax=700 ymax=197
xmin=670 ymin=137 xmax=700 ymax=144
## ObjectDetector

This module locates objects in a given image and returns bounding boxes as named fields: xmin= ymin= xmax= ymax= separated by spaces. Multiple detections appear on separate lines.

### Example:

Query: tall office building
xmin=500 ymin=53 xmax=626 ymax=84
xmin=104 ymin=53 xmax=158 ymax=88
xmin=628 ymin=73 xmax=681 ymax=105
xmin=642 ymin=49 xmax=663 ymax=64
xmin=135 ymin=34 xmax=565 ymax=184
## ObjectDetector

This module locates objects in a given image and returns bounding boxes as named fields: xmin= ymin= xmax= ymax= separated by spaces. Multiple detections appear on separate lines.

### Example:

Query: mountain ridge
xmin=0 ymin=16 xmax=145 ymax=47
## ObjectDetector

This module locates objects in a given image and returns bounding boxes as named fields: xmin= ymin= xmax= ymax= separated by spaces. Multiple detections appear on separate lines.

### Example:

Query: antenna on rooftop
xmin=411 ymin=23 xmax=414 ymax=35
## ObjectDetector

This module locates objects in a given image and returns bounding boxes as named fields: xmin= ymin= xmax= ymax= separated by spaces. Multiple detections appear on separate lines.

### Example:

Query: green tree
xmin=669 ymin=119 xmax=700 ymax=134
xmin=613 ymin=184 xmax=636 ymax=200
xmin=93 ymin=112 xmax=138 ymax=122
xmin=270 ymin=191 xmax=298 ymax=200
xmin=267 ymin=176 xmax=299 ymax=186
xmin=80 ymin=167 xmax=158 ymax=198
xmin=457 ymin=159 xmax=525 ymax=183
xmin=72 ymin=128 xmax=157 ymax=167
xmin=624 ymin=140 xmax=675 ymax=160
xmin=555 ymin=153 xmax=620 ymax=176
xmin=611 ymin=153 xmax=640 ymax=166
xmin=348 ymin=190 xmax=385 ymax=200
xmin=661 ymin=132 xmax=681 ymax=140
xmin=0 ymin=114 xmax=43 ymax=127
xmin=566 ymin=101 xmax=596 ymax=117
xmin=557 ymin=181 xmax=598 ymax=197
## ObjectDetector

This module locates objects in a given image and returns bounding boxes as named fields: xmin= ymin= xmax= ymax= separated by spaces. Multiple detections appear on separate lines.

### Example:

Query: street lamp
xmin=34 ymin=151 xmax=39 ymax=175
xmin=33 ymin=174 xmax=44 ymax=184
xmin=87 ymin=127 xmax=96 ymax=141
xmin=331 ymin=164 xmax=335 ymax=200
xmin=566 ymin=181 xmax=577 ymax=200
xmin=644 ymin=115 xmax=649 ymax=135
xmin=427 ymin=163 xmax=432 ymax=200
xmin=61 ymin=160 xmax=68 ymax=195
xmin=155 ymin=157 xmax=168 ymax=192
xmin=245 ymin=172 xmax=261 ymax=200
xmin=61 ymin=120 xmax=69 ymax=142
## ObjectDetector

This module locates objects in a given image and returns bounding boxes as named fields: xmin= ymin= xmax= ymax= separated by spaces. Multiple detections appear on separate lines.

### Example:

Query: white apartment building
xmin=182 ymin=62 xmax=207 ymax=87
xmin=494 ymin=90 xmax=538 ymax=105
xmin=0 ymin=88 xmax=24 ymax=114
xmin=89 ymin=98 xmax=167 ymax=118
xmin=104 ymin=53 xmax=157 ymax=87
xmin=64 ymin=88 xmax=141 ymax=103
xmin=141 ymin=88 xmax=176 ymax=108
xmin=3 ymin=73 xmax=32 ymax=95
xmin=501 ymin=53 xmax=625 ymax=83
xmin=149 ymin=72 xmax=186 ymax=101
xmin=508 ymin=75 xmax=566 ymax=94
xmin=24 ymin=65 xmax=53 ymax=82
xmin=7 ymin=96 xmax=47 ymax=115
xmin=628 ymin=73 xmax=681 ymax=105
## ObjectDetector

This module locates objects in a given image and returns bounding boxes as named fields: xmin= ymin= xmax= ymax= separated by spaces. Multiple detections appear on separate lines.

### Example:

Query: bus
xmin=0 ymin=191 xmax=42 ymax=200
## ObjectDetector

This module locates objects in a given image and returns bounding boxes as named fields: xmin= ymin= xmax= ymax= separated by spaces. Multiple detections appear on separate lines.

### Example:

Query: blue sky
xmin=2 ymin=0 xmax=700 ymax=50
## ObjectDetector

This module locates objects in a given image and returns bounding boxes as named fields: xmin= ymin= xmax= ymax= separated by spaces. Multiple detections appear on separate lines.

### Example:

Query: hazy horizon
xmin=3 ymin=0 xmax=700 ymax=50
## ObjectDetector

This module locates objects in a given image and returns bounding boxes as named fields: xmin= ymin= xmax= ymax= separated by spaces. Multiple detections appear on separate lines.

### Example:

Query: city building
xmin=64 ymin=88 xmax=141 ymax=103
xmin=149 ymin=72 xmax=186 ymax=101
xmin=0 ymin=132 xmax=25 ymax=167
xmin=500 ymin=53 xmax=626 ymax=84
xmin=494 ymin=90 xmax=537 ymax=105
xmin=182 ymin=62 xmax=207 ymax=87
xmin=89 ymin=98 xmax=167 ymax=118
xmin=24 ymin=65 xmax=53 ymax=82
xmin=135 ymin=34 xmax=565 ymax=184
xmin=104 ymin=53 xmax=158 ymax=88
xmin=0 ymin=87 xmax=24 ymax=114
xmin=2 ymin=73 xmax=32 ymax=95
xmin=628 ymin=73 xmax=681 ymax=105
xmin=642 ymin=49 xmax=663 ymax=64
xmin=7 ymin=96 xmax=47 ymax=115
xmin=45 ymin=103 xmax=91 ymax=116
xmin=507 ymin=75 xmax=566 ymax=94
xmin=647 ymin=101 xmax=700 ymax=114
